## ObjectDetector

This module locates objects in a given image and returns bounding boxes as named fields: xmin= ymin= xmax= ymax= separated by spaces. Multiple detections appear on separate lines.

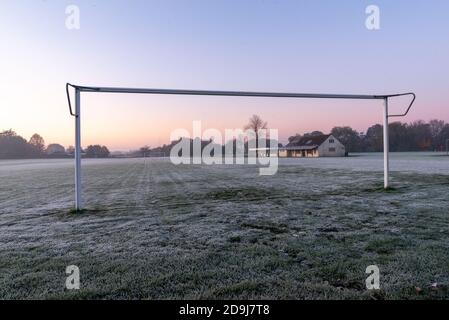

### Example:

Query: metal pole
xmin=75 ymin=89 xmax=82 ymax=210
xmin=383 ymin=98 xmax=390 ymax=189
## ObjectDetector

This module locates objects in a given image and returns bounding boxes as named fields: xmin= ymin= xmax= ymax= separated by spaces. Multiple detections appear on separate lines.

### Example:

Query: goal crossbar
xmin=66 ymin=83 xmax=416 ymax=211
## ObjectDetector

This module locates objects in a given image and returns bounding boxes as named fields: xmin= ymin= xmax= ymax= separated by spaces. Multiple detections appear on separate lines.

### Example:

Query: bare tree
xmin=29 ymin=133 xmax=45 ymax=154
xmin=429 ymin=119 xmax=446 ymax=150
xmin=245 ymin=114 xmax=267 ymax=133
xmin=244 ymin=114 xmax=268 ymax=157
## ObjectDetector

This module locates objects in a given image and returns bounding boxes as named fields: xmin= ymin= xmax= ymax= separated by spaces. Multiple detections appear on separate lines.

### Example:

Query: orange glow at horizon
xmin=74 ymin=94 xmax=386 ymax=151
xmin=2 ymin=84 xmax=446 ymax=152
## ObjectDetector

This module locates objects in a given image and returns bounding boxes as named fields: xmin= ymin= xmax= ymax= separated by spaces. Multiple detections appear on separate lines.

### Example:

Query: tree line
xmin=135 ymin=117 xmax=449 ymax=157
xmin=124 ymin=118 xmax=449 ymax=157
xmin=2 ymin=119 xmax=449 ymax=159
xmin=288 ymin=120 xmax=449 ymax=153
xmin=0 ymin=130 xmax=110 ymax=159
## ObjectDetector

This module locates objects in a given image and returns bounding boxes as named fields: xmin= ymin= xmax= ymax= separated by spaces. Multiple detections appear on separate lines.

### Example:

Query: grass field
xmin=0 ymin=153 xmax=448 ymax=299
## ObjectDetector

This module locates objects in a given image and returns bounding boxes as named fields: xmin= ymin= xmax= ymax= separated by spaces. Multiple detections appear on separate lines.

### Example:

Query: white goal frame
xmin=66 ymin=83 xmax=415 ymax=211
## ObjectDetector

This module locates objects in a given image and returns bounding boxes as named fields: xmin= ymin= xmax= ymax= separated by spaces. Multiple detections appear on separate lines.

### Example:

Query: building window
xmin=329 ymin=147 xmax=336 ymax=152
xmin=329 ymin=139 xmax=335 ymax=143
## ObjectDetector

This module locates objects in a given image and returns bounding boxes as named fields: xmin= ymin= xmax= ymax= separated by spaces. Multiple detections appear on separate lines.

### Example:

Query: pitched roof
xmin=286 ymin=134 xmax=330 ymax=148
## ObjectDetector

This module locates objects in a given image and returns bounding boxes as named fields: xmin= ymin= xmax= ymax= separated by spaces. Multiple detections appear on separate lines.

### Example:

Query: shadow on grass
xmin=361 ymin=185 xmax=403 ymax=194
xmin=67 ymin=207 xmax=109 ymax=216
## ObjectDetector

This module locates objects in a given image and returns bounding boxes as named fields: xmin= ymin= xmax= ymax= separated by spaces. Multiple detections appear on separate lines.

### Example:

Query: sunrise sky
xmin=1 ymin=0 xmax=448 ymax=151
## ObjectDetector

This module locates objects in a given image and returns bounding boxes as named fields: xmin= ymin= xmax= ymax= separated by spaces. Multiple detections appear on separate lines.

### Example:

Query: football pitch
xmin=0 ymin=153 xmax=448 ymax=299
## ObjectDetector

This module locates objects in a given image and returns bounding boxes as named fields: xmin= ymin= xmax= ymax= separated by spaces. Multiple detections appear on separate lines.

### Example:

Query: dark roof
xmin=286 ymin=134 xmax=330 ymax=148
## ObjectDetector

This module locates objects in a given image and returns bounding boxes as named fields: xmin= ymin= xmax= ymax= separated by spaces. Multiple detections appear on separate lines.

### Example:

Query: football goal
xmin=66 ymin=83 xmax=415 ymax=211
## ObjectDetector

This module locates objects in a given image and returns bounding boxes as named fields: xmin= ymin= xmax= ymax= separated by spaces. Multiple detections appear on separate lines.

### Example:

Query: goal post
xmin=75 ymin=88 xmax=82 ymax=210
xmin=66 ymin=83 xmax=415 ymax=211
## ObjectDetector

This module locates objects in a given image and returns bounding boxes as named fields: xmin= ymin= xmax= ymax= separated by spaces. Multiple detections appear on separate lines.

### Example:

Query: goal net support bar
xmin=66 ymin=83 xmax=415 ymax=211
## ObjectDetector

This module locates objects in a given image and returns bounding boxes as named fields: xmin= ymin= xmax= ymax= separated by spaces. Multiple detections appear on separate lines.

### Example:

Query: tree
xmin=438 ymin=124 xmax=449 ymax=152
xmin=364 ymin=124 xmax=383 ymax=152
xmin=244 ymin=114 xmax=267 ymax=133
xmin=388 ymin=122 xmax=409 ymax=152
xmin=288 ymin=133 xmax=302 ymax=144
xmin=85 ymin=145 xmax=110 ymax=158
xmin=304 ymin=131 xmax=324 ymax=137
xmin=0 ymin=130 xmax=36 ymax=159
xmin=429 ymin=119 xmax=446 ymax=150
xmin=244 ymin=115 xmax=268 ymax=157
xmin=29 ymin=133 xmax=45 ymax=154
xmin=140 ymin=146 xmax=150 ymax=157
xmin=408 ymin=121 xmax=432 ymax=151
xmin=331 ymin=126 xmax=361 ymax=153
xmin=1 ymin=129 xmax=15 ymax=137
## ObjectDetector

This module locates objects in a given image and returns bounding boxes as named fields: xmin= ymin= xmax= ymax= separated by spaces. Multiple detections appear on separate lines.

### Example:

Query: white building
xmin=278 ymin=134 xmax=346 ymax=158
xmin=46 ymin=144 xmax=66 ymax=155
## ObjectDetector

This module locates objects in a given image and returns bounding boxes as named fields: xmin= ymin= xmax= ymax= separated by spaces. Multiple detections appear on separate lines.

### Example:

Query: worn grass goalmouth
xmin=66 ymin=83 xmax=415 ymax=211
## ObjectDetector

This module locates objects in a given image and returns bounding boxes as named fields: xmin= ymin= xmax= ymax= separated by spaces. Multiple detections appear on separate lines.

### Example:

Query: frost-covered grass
xmin=0 ymin=154 xmax=448 ymax=300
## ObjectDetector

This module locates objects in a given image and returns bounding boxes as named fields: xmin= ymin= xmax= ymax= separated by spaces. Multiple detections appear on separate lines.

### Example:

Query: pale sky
xmin=1 ymin=0 xmax=448 ymax=151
